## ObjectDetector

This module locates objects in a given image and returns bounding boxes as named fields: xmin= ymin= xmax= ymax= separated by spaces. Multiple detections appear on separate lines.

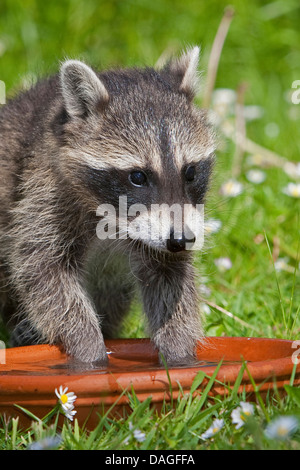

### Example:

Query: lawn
xmin=0 ymin=0 xmax=300 ymax=450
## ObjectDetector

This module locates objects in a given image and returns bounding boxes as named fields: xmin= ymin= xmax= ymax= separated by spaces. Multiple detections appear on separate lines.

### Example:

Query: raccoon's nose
xmin=166 ymin=230 xmax=196 ymax=253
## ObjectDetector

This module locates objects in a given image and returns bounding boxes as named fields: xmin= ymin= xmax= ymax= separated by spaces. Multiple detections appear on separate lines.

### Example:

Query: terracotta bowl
xmin=0 ymin=336 xmax=299 ymax=429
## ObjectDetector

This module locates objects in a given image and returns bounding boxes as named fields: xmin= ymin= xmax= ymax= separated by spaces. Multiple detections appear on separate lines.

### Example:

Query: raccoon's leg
xmin=0 ymin=262 xmax=14 ymax=323
xmin=10 ymin=316 xmax=40 ymax=347
xmin=7 ymin=231 xmax=108 ymax=363
xmin=132 ymin=252 xmax=203 ymax=364
xmin=84 ymin=250 xmax=135 ymax=338
xmin=9 ymin=257 xmax=108 ymax=363
xmin=91 ymin=282 xmax=134 ymax=338
xmin=6 ymin=172 xmax=110 ymax=363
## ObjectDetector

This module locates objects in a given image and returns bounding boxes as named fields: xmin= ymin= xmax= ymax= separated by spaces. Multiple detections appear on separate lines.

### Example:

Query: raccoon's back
xmin=0 ymin=76 xmax=60 ymax=222
xmin=0 ymin=75 xmax=60 ymax=160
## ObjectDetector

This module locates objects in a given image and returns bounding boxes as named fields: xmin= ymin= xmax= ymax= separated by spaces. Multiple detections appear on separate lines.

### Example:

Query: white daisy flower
xmin=133 ymin=429 xmax=146 ymax=443
xmin=220 ymin=179 xmax=243 ymax=197
xmin=274 ymin=257 xmax=290 ymax=272
xmin=128 ymin=422 xmax=146 ymax=443
xmin=204 ymin=218 xmax=222 ymax=234
xmin=55 ymin=386 xmax=77 ymax=412
xmin=282 ymin=182 xmax=300 ymax=198
xmin=198 ymin=284 xmax=211 ymax=297
xmin=283 ymin=162 xmax=300 ymax=179
xmin=212 ymin=89 xmax=236 ymax=118
xmin=246 ymin=169 xmax=266 ymax=184
xmin=231 ymin=402 xmax=255 ymax=429
xmin=214 ymin=257 xmax=232 ymax=272
xmin=212 ymin=88 xmax=237 ymax=106
xmin=28 ymin=435 xmax=62 ymax=450
xmin=200 ymin=418 xmax=224 ymax=440
xmin=264 ymin=416 xmax=298 ymax=441
xmin=200 ymin=303 xmax=211 ymax=315
xmin=64 ymin=408 xmax=77 ymax=422
xmin=246 ymin=154 xmax=264 ymax=167
xmin=243 ymin=105 xmax=264 ymax=121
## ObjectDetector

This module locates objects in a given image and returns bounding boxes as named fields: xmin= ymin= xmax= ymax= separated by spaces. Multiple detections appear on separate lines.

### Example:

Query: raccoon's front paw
xmin=156 ymin=341 xmax=199 ymax=367
xmin=64 ymin=328 xmax=108 ymax=364
xmin=158 ymin=351 xmax=198 ymax=367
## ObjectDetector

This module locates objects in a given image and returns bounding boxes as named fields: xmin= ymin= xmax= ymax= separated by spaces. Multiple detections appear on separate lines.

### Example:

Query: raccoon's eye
xmin=185 ymin=166 xmax=196 ymax=182
xmin=129 ymin=170 xmax=147 ymax=187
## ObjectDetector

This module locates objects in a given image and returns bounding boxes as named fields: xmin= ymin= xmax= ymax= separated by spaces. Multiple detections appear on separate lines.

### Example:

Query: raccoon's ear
xmin=60 ymin=60 xmax=109 ymax=118
xmin=160 ymin=46 xmax=200 ymax=101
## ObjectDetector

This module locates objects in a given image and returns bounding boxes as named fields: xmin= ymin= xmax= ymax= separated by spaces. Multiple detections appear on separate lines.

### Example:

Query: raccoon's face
xmin=57 ymin=48 xmax=215 ymax=253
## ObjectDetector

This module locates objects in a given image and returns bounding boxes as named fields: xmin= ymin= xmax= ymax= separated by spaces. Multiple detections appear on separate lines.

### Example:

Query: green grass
xmin=1 ymin=0 xmax=300 ymax=450
xmin=2 ymin=367 xmax=300 ymax=450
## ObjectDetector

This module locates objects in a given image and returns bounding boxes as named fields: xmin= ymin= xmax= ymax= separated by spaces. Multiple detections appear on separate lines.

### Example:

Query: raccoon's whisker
xmin=127 ymin=240 xmax=145 ymax=284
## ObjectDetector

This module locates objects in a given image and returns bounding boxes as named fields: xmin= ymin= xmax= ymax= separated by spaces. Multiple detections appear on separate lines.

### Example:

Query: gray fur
xmin=0 ymin=48 xmax=215 ymax=364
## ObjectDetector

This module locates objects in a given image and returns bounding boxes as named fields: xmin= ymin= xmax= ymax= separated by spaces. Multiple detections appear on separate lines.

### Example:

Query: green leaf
xmin=284 ymin=385 xmax=300 ymax=407
xmin=231 ymin=361 xmax=247 ymax=400
xmin=190 ymin=370 xmax=206 ymax=395
xmin=189 ymin=403 xmax=221 ymax=430
xmin=14 ymin=404 xmax=43 ymax=423
xmin=197 ymin=360 xmax=223 ymax=410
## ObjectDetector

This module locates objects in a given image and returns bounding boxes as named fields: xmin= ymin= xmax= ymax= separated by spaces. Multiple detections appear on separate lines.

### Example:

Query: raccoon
xmin=0 ymin=47 xmax=215 ymax=364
